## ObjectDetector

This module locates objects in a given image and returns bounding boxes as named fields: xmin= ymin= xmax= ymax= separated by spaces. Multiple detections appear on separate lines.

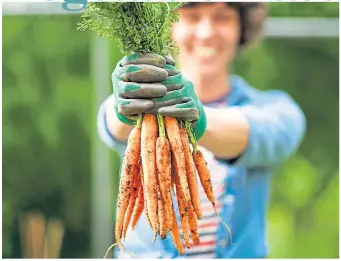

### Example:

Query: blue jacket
xmin=97 ymin=75 xmax=306 ymax=258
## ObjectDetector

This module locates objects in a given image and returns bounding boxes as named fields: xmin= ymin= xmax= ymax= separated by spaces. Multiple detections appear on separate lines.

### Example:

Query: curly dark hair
xmin=181 ymin=2 xmax=268 ymax=48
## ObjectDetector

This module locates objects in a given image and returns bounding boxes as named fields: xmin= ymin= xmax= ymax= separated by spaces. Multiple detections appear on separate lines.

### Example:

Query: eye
xmin=215 ymin=13 xmax=235 ymax=23
xmin=182 ymin=13 xmax=200 ymax=23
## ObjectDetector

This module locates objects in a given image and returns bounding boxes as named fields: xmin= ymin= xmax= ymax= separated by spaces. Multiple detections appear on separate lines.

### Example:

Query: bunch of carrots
xmin=76 ymin=2 xmax=231 ymax=257
xmin=107 ymin=113 xmax=223 ymax=256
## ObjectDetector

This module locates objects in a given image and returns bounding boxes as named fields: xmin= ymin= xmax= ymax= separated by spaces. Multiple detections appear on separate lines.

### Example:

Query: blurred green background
xmin=2 ymin=2 xmax=339 ymax=258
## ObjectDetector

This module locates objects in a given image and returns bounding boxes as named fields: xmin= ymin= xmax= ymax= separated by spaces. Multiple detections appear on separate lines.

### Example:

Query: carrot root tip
xmin=152 ymin=232 xmax=157 ymax=244
xmin=103 ymin=242 xmax=120 ymax=259
xmin=215 ymin=208 xmax=233 ymax=245
xmin=103 ymin=241 xmax=135 ymax=259
xmin=119 ymin=242 xmax=135 ymax=258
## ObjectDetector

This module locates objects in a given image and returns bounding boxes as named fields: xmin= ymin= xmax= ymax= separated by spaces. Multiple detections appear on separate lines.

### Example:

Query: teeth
xmin=196 ymin=47 xmax=217 ymax=57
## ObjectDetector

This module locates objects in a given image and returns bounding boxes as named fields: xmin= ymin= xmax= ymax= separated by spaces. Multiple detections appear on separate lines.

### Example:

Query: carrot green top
xmin=77 ymin=2 xmax=186 ymax=56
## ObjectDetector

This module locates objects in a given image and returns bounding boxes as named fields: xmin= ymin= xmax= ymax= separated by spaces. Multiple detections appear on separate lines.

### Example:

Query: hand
xmin=112 ymin=52 xmax=169 ymax=125
xmin=112 ymin=52 xmax=207 ymax=139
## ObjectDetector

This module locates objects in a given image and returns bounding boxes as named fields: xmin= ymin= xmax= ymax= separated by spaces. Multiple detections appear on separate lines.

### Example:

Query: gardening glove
xmin=112 ymin=52 xmax=169 ymax=125
xmin=151 ymin=59 xmax=207 ymax=140
xmin=113 ymin=52 xmax=207 ymax=140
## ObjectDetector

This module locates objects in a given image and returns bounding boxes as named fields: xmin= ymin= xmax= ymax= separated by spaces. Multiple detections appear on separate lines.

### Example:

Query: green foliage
xmin=3 ymin=15 xmax=93 ymax=258
xmin=77 ymin=2 xmax=185 ymax=56
xmin=2 ymin=202 xmax=14 ymax=256
xmin=268 ymin=2 xmax=339 ymax=17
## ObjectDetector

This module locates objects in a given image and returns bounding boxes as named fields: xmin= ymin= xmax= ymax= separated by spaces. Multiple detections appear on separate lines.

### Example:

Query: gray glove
xmin=113 ymin=52 xmax=171 ymax=124
xmin=112 ymin=52 xmax=206 ymax=139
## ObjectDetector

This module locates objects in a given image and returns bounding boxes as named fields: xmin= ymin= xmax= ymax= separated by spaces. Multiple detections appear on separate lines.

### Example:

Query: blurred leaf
xmin=278 ymin=155 xmax=318 ymax=208
xmin=2 ymin=202 xmax=14 ymax=256
xmin=267 ymin=205 xmax=295 ymax=257
xmin=290 ymin=173 xmax=339 ymax=258
xmin=269 ymin=2 xmax=339 ymax=17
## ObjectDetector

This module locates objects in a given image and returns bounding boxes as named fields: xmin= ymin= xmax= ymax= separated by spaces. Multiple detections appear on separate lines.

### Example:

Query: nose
xmin=195 ymin=18 xmax=215 ymax=40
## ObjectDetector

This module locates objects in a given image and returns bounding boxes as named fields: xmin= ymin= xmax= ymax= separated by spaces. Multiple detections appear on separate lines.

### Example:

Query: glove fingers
xmin=161 ymin=73 xmax=184 ymax=91
xmin=163 ymin=55 xmax=180 ymax=77
xmin=164 ymin=55 xmax=176 ymax=66
xmin=119 ymin=81 xmax=167 ymax=99
xmin=158 ymin=103 xmax=199 ymax=121
xmin=117 ymin=98 xmax=154 ymax=116
xmin=145 ymin=97 xmax=189 ymax=114
xmin=118 ymin=64 xmax=168 ymax=83
xmin=155 ymin=89 xmax=187 ymax=103
xmin=163 ymin=64 xmax=179 ymax=77
xmin=120 ymin=52 xmax=166 ymax=68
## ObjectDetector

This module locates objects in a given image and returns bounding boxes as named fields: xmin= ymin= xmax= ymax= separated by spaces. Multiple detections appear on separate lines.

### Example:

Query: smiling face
xmin=172 ymin=3 xmax=241 ymax=78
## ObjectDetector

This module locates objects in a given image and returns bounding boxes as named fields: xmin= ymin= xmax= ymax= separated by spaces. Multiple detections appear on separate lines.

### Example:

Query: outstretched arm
xmin=199 ymin=90 xmax=306 ymax=167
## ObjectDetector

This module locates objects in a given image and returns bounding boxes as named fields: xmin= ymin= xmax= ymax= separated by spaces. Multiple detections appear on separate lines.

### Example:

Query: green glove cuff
xmin=114 ymin=106 xmax=136 ymax=126
xmin=193 ymin=102 xmax=207 ymax=140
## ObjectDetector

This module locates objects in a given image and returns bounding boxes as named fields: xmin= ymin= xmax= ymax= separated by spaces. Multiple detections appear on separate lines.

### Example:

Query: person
xmin=97 ymin=2 xmax=306 ymax=259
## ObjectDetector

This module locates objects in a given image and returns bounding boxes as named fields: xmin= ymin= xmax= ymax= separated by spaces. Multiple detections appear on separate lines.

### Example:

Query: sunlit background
xmin=2 ymin=2 xmax=339 ymax=258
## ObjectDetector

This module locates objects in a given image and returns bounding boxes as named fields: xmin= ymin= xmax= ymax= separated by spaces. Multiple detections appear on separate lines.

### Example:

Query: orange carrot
xmin=171 ymin=157 xmax=176 ymax=192
xmin=131 ymin=183 xmax=144 ymax=230
xmin=179 ymin=126 xmax=202 ymax=219
xmin=169 ymin=201 xmax=184 ymax=255
xmin=115 ymin=117 xmax=142 ymax=243
xmin=139 ymin=150 xmax=152 ymax=229
xmin=186 ymin=122 xmax=233 ymax=245
xmin=165 ymin=117 xmax=190 ymax=202
xmin=193 ymin=150 xmax=215 ymax=207
xmin=185 ymin=121 xmax=215 ymax=208
xmin=141 ymin=114 xmax=159 ymax=237
xmin=156 ymin=114 xmax=173 ymax=232
xmin=188 ymin=204 xmax=200 ymax=245
xmin=131 ymin=161 xmax=145 ymax=229
xmin=122 ymin=161 xmax=141 ymax=238
xmin=144 ymin=192 xmax=152 ymax=229
xmin=158 ymin=188 xmax=167 ymax=239
xmin=173 ymin=156 xmax=190 ymax=249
